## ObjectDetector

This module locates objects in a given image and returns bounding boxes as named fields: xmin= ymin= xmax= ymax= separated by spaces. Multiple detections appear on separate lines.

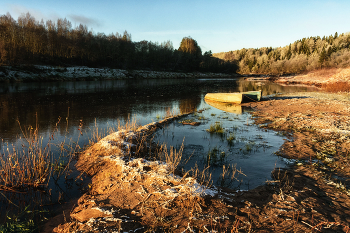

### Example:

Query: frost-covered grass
xmin=0 ymin=65 xmax=233 ymax=82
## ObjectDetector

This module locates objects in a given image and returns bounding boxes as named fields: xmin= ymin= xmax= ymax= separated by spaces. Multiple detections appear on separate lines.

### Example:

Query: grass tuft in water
xmin=227 ymin=133 xmax=236 ymax=146
xmin=243 ymin=142 xmax=256 ymax=154
xmin=206 ymin=122 xmax=225 ymax=135
xmin=206 ymin=146 xmax=226 ymax=166
xmin=0 ymin=120 xmax=54 ymax=191
xmin=218 ymin=164 xmax=245 ymax=188
xmin=0 ymin=205 xmax=44 ymax=233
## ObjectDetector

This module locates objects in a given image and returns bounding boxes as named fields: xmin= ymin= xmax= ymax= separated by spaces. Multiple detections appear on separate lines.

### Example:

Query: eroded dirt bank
xmin=51 ymin=92 xmax=350 ymax=232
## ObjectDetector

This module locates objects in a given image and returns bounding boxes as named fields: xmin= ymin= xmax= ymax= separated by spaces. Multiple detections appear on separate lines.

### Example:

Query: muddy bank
xmin=241 ymin=92 xmax=350 ymax=231
xmin=52 ymin=92 xmax=350 ymax=232
xmin=0 ymin=65 xmax=236 ymax=82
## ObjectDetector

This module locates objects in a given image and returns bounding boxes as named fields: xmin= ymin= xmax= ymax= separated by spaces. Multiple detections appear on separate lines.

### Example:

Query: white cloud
xmin=67 ymin=14 xmax=101 ymax=28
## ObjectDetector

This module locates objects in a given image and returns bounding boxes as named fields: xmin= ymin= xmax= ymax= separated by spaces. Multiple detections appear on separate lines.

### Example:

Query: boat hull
xmin=204 ymin=93 xmax=243 ymax=104
xmin=204 ymin=90 xmax=262 ymax=104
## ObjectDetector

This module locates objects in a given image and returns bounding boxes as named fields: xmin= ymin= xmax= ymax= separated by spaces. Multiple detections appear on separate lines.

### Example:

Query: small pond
xmin=155 ymin=102 xmax=287 ymax=190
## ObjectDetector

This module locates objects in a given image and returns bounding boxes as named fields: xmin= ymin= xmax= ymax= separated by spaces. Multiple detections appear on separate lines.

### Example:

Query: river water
xmin=0 ymin=78 xmax=317 ymax=222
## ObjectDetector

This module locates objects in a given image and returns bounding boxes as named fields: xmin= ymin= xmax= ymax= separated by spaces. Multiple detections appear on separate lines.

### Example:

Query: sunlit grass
xmin=322 ymin=81 xmax=350 ymax=93
xmin=206 ymin=122 xmax=225 ymax=135
xmin=0 ymin=121 xmax=54 ymax=191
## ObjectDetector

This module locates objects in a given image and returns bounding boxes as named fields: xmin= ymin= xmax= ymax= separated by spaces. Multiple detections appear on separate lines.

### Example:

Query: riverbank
xmin=273 ymin=67 xmax=350 ymax=86
xmin=49 ymin=114 xmax=225 ymax=232
xmin=49 ymin=91 xmax=350 ymax=232
xmin=0 ymin=65 xmax=236 ymax=82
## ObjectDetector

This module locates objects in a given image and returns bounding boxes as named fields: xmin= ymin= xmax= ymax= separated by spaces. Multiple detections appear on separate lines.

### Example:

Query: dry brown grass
xmin=117 ymin=116 xmax=139 ymax=132
xmin=322 ymin=81 xmax=350 ymax=92
xmin=158 ymin=139 xmax=184 ymax=175
xmin=0 ymin=120 xmax=53 ymax=191
xmin=309 ymin=68 xmax=339 ymax=78
xmin=218 ymin=164 xmax=245 ymax=188
xmin=0 ymin=114 xmax=87 ymax=191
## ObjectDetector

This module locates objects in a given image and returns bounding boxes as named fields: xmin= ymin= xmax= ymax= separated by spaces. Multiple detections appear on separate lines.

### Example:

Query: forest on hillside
xmin=0 ymin=12 xmax=237 ymax=73
xmin=214 ymin=32 xmax=350 ymax=75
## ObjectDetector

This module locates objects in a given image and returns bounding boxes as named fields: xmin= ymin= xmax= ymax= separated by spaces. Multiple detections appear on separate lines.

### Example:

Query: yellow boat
xmin=204 ymin=90 xmax=262 ymax=104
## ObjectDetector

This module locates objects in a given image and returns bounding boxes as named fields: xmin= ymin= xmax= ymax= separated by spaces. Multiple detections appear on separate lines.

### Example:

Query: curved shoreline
xmin=50 ymin=92 xmax=350 ymax=232
xmin=51 ymin=113 xmax=222 ymax=232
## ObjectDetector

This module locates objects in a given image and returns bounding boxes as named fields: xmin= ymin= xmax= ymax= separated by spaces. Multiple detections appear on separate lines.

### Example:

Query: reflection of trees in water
xmin=0 ymin=79 xmax=204 ymax=142
xmin=0 ymin=79 xmax=318 ymax=143
xmin=237 ymin=79 xmax=317 ymax=96
xmin=179 ymin=97 xmax=201 ymax=114
xmin=0 ymin=91 xmax=158 ymax=142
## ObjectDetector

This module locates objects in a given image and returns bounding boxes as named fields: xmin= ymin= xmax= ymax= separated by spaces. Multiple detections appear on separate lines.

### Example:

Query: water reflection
xmin=0 ymin=79 xmax=317 ymax=142
xmin=205 ymin=99 xmax=243 ymax=114
xmin=154 ymin=101 xmax=287 ymax=190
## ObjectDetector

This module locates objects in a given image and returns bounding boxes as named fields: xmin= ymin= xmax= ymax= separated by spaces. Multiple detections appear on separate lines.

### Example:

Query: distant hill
xmin=213 ymin=32 xmax=350 ymax=75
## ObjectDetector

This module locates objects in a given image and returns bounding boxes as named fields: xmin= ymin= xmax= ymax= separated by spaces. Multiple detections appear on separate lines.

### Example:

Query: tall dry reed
xmin=0 ymin=120 xmax=53 ymax=191
xmin=158 ymin=140 xmax=184 ymax=175
xmin=0 ymin=114 xmax=83 ymax=191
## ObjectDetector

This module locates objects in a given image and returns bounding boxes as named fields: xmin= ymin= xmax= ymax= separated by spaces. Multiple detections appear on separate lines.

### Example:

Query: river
xmin=0 ymin=78 xmax=317 ymax=224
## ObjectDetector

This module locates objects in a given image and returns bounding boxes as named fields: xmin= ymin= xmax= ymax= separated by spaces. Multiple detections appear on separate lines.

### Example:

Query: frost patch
xmin=91 ymin=207 xmax=116 ymax=215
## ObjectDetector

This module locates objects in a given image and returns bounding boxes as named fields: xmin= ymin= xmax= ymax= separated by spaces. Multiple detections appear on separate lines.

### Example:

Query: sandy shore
xmin=47 ymin=91 xmax=350 ymax=232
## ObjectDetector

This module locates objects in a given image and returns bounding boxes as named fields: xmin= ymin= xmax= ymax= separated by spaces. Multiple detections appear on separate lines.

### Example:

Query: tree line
xmin=214 ymin=32 xmax=350 ymax=75
xmin=0 ymin=12 xmax=238 ymax=73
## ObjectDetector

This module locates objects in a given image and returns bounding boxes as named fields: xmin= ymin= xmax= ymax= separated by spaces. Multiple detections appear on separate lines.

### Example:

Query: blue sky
xmin=1 ymin=0 xmax=349 ymax=53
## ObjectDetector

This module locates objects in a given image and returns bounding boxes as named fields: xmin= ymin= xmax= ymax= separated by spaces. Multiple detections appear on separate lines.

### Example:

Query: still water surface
xmin=0 ymin=78 xmax=316 ymax=144
xmin=0 ymin=78 xmax=317 ymax=220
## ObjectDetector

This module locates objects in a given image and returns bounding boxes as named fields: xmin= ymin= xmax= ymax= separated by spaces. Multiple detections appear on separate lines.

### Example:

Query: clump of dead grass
xmin=0 ymin=113 xmax=87 ymax=192
xmin=89 ymin=116 xmax=139 ymax=145
xmin=322 ymin=81 xmax=350 ymax=93
xmin=158 ymin=140 xmax=184 ymax=175
xmin=0 ymin=120 xmax=53 ymax=191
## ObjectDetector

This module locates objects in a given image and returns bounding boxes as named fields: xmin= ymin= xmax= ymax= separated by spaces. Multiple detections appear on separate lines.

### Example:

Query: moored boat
xmin=242 ymin=90 xmax=262 ymax=102
xmin=204 ymin=90 xmax=262 ymax=104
